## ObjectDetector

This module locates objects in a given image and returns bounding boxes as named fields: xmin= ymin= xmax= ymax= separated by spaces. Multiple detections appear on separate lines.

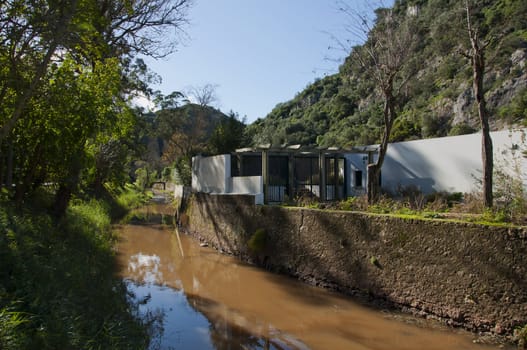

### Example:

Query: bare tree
xmin=339 ymin=2 xmax=418 ymax=203
xmin=96 ymin=0 xmax=192 ymax=59
xmin=186 ymin=83 xmax=220 ymax=107
xmin=464 ymin=0 xmax=493 ymax=208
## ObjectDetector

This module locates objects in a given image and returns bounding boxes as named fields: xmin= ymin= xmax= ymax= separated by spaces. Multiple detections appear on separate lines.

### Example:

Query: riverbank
xmin=184 ymin=193 xmax=527 ymax=346
xmin=0 ymin=190 xmax=149 ymax=349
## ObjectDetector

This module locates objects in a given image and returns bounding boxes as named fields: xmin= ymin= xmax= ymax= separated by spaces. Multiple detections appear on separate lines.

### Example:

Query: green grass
xmin=113 ymin=183 xmax=152 ymax=210
xmin=0 ymin=197 xmax=149 ymax=349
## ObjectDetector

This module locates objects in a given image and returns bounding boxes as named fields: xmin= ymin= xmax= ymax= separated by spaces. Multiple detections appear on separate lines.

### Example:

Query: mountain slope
xmin=247 ymin=0 xmax=527 ymax=147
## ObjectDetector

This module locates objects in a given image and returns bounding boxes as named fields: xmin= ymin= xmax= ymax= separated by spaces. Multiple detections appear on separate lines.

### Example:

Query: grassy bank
xmin=0 ymin=189 xmax=150 ymax=349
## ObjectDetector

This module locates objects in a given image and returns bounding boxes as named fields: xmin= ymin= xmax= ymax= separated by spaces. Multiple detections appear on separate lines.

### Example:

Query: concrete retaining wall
xmin=186 ymin=193 xmax=527 ymax=336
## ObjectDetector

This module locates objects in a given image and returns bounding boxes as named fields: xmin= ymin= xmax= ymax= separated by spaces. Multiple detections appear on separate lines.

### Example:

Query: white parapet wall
xmin=191 ymin=154 xmax=231 ymax=193
xmin=381 ymin=129 xmax=527 ymax=195
xmin=230 ymin=175 xmax=263 ymax=195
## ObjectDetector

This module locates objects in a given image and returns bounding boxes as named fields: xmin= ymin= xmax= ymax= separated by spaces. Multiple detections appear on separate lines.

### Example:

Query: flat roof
xmin=234 ymin=144 xmax=378 ymax=155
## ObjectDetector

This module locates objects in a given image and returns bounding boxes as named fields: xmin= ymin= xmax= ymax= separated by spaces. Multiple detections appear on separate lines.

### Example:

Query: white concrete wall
xmin=192 ymin=155 xmax=264 ymax=204
xmin=230 ymin=176 xmax=263 ymax=195
xmin=191 ymin=154 xmax=231 ymax=193
xmin=381 ymin=129 xmax=527 ymax=195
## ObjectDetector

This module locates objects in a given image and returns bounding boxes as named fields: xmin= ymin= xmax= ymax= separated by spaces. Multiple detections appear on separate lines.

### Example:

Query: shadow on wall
xmin=192 ymin=193 xmax=256 ymax=254
xmin=194 ymin=194 xmax=388 ymax=309
xmin=383 ymin=143 xmax=438 ymax=194
xmin=193 ymin=155 xmax=228 ymax=194
xmin=383 ymin=138 xmax=481 ymax=195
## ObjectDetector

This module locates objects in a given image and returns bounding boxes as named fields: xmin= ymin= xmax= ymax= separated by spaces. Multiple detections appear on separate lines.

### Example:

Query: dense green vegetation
xmin=0 ymin=191 xmax=150 ymax=349
xmin=247 ymin=0 xmax=527 ymax=147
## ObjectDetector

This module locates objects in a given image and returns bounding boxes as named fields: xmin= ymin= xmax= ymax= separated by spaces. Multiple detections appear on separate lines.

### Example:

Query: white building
xmin=192 ymin=129 xmax=527 ymax=203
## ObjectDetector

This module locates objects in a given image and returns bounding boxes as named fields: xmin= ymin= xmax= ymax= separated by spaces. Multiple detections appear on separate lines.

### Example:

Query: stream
xmin=115 ymin=207 xmax=508 ymax=350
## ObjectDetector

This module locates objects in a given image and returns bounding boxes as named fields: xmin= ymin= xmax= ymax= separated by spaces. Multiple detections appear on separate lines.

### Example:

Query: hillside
xmin=136 ymin=103 xmax=246 ymax=184
xmin=246 ymin=0 xmax=527 ymax=147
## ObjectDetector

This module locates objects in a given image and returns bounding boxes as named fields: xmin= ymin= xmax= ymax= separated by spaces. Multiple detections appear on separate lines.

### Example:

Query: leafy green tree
xmin=0 ymin=0 xmax=191 ymax=213
xmin=208 ymin=111 xmax=247 ymax=154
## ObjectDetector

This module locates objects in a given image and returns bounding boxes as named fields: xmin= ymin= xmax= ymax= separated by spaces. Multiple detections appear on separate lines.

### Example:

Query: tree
xmin=154 ymin=90 xmax=187 ymax=109
xmin=186 ymin=83 xmax=219 ymax=107
xmin=0 ymin=0 xmax=191 ymax=212
xmin=208 ymin=111 xmax=247 ymax=154
xmin=339 ymin=2 xmax=418 ymax=203
xmin=464 ymin=0 xmax=493 ymax=208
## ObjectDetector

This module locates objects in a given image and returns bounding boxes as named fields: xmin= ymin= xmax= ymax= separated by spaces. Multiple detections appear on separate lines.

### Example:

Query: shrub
xmin=248 ymin=229 xmax=267 ymax=254
xmin=114 ymin=183 xmax=152 ymax=210
xmin=338 ymin=196 xmax=368 ymax=211
xmin=293 ymin=191 xmax=320 ymax=209
xmin=515 ymin=324 xmax=527 ymax=349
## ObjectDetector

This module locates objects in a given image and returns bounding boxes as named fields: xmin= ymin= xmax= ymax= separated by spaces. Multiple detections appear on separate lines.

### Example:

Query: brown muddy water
xmin=116 ymin=221 xmax=509 ymax=350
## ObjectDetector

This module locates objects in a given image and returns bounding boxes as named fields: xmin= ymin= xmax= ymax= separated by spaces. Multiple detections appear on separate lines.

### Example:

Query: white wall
xmin=381 ymin=129 xmax=527 ymax=195
xmin=191 ymin=154 xmax=231 ymax=193
xmin=230 ymin=176 xmax=263 ymax=195
xmin=192 ymin=155 xmax=264 ymax=204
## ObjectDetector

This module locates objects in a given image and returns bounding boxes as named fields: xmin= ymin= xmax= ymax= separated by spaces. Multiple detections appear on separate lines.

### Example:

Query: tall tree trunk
xmin=473 ymin=55 xmax=493 ymax=207
xmin=14 ymin=143 xmax=43 ymax=205
xmin=53 ymin=170 xmax=80 ymax=218
xmin=6 ymin=141 xmax=14 ymax=189
xmin=466 ymin=0 xmax=493 ymax=208
xmin=54 ymin=183 xmax=72 ymax=218
xmin=368 ymin=90 xmax=396 ymax=203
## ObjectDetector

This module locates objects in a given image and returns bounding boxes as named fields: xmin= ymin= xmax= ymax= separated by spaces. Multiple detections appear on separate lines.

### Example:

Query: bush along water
xmin=0 ymin=196 xmax=149 ymax=349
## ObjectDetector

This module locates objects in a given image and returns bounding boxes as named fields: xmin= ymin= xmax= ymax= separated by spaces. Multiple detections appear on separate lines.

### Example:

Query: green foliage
xmin=368 ymin=196 xmax=401 ymax=214
xmin=479 ymin=208 xmax=508 ymax=224
xmin=174 ymin=157 xmax=192 ymax=186
xmin=515 ymin=324 xmax=527 ymax=349
xmin=391 ymin=116 xmax=421 ymax=141
xmin=0 ymin=199 xmax=149 ymax=349
xmin=134 ymin=167 xmax=153 ymax=191
xmin=498 ymin=88 xmax=527 ymax=125
xmin=247 ymin=229 xmax=267 ymax=254
xmin=338 ymin=196 xmax=368 ymax=211
xmin=449 ymin=123 xmax=477 ymax=136
xmin=208 ymin=111 xmax=247 ymax=154
xmin=0 ymin=306 xmax=28 ymax=349
xmin=108 ymin=182 xmax=151 ymax=212
xmin=146 ymin=103 xmax=247 ymax=185
xmin=369 ymin=256 xmax=381 ymax=268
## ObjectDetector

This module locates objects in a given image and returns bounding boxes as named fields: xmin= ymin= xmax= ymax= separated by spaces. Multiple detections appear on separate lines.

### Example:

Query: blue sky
xmin=144 ymin=0 xmax=393 ymax=123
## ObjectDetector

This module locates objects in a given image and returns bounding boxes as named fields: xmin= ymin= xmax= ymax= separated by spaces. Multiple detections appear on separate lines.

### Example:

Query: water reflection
xmin=128 ymin=279 xmax=310 ymax=350
xmin=116 ymin=223 xmax=506 ymax=350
